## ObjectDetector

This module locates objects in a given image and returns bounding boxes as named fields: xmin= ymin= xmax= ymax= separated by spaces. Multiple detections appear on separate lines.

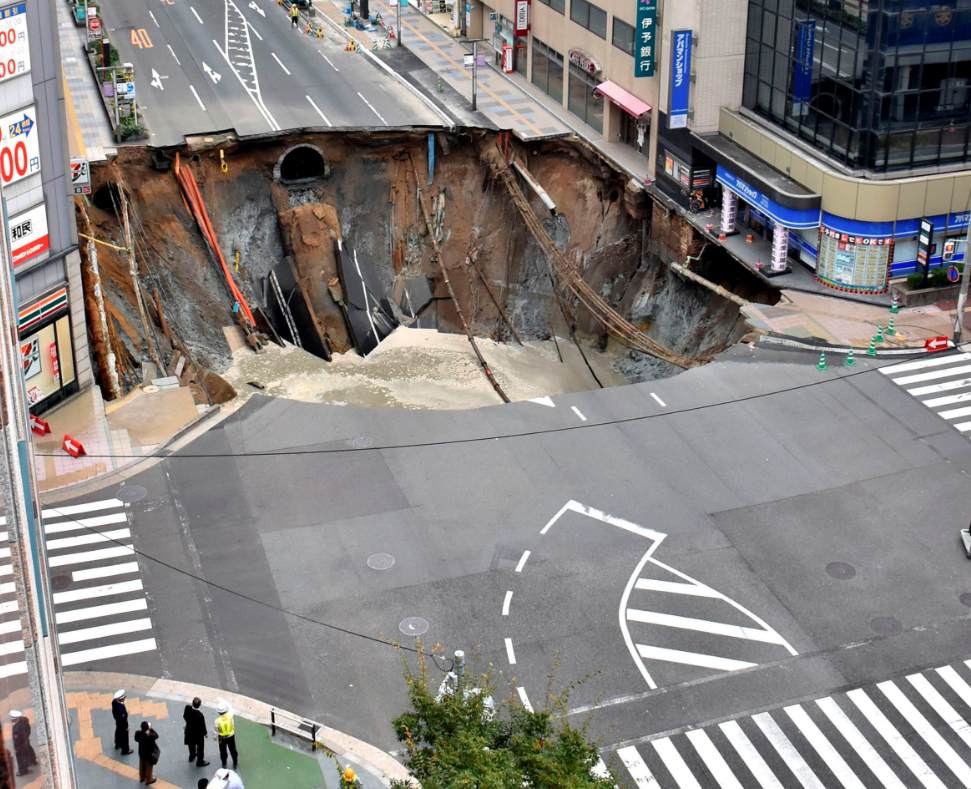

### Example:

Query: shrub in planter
xmin=118 ymin=119 xmax=146 ymax=141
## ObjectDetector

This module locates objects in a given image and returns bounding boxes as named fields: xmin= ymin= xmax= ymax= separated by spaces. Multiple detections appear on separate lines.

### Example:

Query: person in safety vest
xmin=290 ymin=3 xmax=299 ymax=27
xmin=212 ymin=702 xmax=239 ymax=769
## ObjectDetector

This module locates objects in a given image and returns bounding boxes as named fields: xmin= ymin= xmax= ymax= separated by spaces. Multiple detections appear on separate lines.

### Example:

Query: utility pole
xmin=0 ymin=189 xmax=77 ymax=788
xmin=396 ymin=0 xmax=401 ymax=45
xmin=463 ymin=38 xmax=487 ymax=112
xmin=955 ymin=222 xmax=971 ymax=346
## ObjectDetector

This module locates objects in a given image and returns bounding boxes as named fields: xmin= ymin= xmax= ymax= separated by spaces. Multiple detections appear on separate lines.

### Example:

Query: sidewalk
xmin=56 ymin=0 xmax=116 ymax=163
xmin=58 ymin=673 xmax=408 ymax=789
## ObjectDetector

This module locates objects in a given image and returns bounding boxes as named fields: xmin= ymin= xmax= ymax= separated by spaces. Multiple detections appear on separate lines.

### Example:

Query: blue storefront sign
xmin=634 ymin=0 xmax=656 ymax=78
xmin=668 ymin=30 xmax=691 ymax=128
xmin=716 ymin=166 xmax=820 ymax=229
xmin=792 ymin=21 xmax=814 ymax=116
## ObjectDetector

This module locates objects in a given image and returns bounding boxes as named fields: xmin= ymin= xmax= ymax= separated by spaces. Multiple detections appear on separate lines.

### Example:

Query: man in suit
xmin=183 ymin=697 xmax=210 ymax=767
xmin=10 ymin=711 xmax=36 ymax=777
xmin=112 ymin=690 xmax=133 ymax=755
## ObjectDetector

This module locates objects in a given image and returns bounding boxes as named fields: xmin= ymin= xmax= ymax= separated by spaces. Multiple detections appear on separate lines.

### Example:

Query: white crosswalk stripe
xmin=613 ymin=659 xmax=971 ymax=789
xmin=881 ymin=353 xmax=971 ymax=439
xmin=0 ymin=497 xmax=159 ymax=668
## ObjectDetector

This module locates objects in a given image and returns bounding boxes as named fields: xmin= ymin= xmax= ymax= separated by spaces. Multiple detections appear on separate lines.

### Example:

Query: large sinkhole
xmin=92 ymin=183 xmax=124 ymax=213
xmin=279 ymin=145 xmax=326 ymax=182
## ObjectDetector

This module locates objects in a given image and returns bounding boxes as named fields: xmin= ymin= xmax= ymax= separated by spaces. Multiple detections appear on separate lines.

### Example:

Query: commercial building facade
xmin=1 ymin=0 xmax=91 ymax=411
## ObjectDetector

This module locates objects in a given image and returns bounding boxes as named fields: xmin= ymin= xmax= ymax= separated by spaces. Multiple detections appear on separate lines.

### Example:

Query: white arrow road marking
xmin=271 ymin=52 xmax=290 ymax=75
xmin=189 ymin=85 xmax=206 ymax=110
xmin=306 ymin=96 xmax=332 ymax=127
xmin=167 ymin=44 xmax=182 ymax=65
xmin=203 ymin=62 xmax=222 ymax=83
xmin=151 ymin=68 xmax=165 ymax=90
xmin=191 ymin=6 xmax=204 ymax=23
xmin=248 ymin=0 xmax=265 ymax=15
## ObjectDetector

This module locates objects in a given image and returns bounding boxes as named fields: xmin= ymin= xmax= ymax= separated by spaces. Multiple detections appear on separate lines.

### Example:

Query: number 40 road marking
xmin=131 ymin=28 xmax=153 ymax=48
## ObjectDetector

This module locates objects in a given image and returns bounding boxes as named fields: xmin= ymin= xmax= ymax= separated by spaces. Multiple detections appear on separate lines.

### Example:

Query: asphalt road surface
xmin=41 ymin=344 xmax=971 ymax=786
xmin=97 ymin=0 xmax=445 ymax=144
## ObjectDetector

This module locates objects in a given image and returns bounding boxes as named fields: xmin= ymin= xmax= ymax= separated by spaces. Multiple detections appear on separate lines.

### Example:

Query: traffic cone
xmin=389 ymin=26 xmax=395 ymax=38
xmin=887 ymin=314 xmax=896 ymax=335
xmin=818 ymin=351 xmax=826 ymax=371
xmin=867 ymin=337 xmax=876 ymax=356
xmin=846 ymin=347 xmax=855 ymax=366
xmin=890 ymin=293 xmax=899 ymax=314
xmin=875 ymin=323 xmax=884 ymax=342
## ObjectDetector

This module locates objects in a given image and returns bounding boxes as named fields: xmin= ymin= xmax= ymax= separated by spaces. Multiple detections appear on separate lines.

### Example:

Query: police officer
xmin=212 ymin=702 xmax=238 ymax=770
xmin=112 ymin=690 xmax=134 ymax=755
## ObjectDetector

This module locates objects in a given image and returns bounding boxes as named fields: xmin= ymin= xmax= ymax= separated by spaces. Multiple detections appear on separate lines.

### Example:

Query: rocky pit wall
xmin=76 ymin=130 xmax=775 ymax=404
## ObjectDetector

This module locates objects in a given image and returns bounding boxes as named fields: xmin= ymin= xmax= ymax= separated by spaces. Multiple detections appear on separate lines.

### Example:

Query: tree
xmin=390 ymin=650 xmax=616 ymax=789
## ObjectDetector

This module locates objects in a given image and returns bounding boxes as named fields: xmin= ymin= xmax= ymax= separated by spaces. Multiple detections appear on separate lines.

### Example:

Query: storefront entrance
xmin=17 ymin=286 xmax=78 ymax=414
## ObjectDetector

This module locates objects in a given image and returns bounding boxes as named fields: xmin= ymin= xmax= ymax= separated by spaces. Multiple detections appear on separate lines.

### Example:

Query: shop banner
xmin=716 ymin=165 xmax=821 ymax=229
xmin=634 ymin=0 xmax=656 ymax=78
xmin=514 ymin=0 xmax=528 ymax=36
xmin=6 ymin=202 xmax=49 ymax=267
xmin=0 ymin=3 xmax=31 ymax=84
xmin=792 ymin=21 xmax=814 ymax=116
xmin=668 ymin=30 xmax=691 ymax=128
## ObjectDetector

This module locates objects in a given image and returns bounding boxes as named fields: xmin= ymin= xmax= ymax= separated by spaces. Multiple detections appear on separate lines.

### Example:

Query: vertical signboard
xmin=916 ymin=218 xmax=934 ymax=285
xmin=668 ymin=30 xmax=691 ymax=128
xmin=635 ymin=0 xmax=656 ymax=77
xmin=792 ymin=20 xmax=815 ymax=116
xmin=6 ymin=202 xmax=49 ymax=267
xmin=0 ymin=3 xmax=30 ymax=83
xmin=0 ymin=104 xmax=40 ymax=187
xmin=514 ymin=0 xmax=529 ymax=36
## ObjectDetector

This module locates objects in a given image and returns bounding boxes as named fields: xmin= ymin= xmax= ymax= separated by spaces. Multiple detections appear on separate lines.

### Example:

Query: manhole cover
xmin=960 ymin=593 xmax=971 ymax=608
xmin=367 ymin=553 xmax=395 ymax=570
xmin=870 ymin=616 xmax=902 ymax=637
xmin=399 ymin=617 xmax=429 ymax=636
xmin=346 ymin=437 xmax=373 ymax=449
xmin=115 ymin=485 xmax=147 ymax=503
xmin=50 ymin=575 xmax=72 ymax=591
xmin=826 ymin=562 xmax=856 ymax=580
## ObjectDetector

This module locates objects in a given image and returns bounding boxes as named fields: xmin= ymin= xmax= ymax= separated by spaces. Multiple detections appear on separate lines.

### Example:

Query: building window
xmin=570 ymin=0 xmax=607 ymax=38
xmin=568 ymin=63 xmax=604 ymax=133
xmin=612 ymin=18 xmax=634 ymax=55
xmin=536 ymin=0 xmax=565 ymax=15
xmin=532 ymin=39 xmax=564 ymax=102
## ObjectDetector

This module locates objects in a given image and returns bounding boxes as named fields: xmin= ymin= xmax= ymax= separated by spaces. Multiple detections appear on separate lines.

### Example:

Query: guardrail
xmin=270 ymin=708 xmax=321 ymax=751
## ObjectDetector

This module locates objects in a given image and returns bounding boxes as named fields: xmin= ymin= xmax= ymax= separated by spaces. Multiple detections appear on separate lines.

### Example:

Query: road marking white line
xmin=907 ymin=673 xmax=971 ymax=752
xmin=686 ymin=729 xmax=744 ymax=789
xmin=617 ymin=746 xmax=660 ymax=788
xmin=0 ymin=601 xmax=18 ymax=615
xmin=627 ymin=609 xmax=788 ymax=644
xmin=58 ymin=618 xmax=153 ymax=645
xmin=72 ymin=563 xmax=140 ymax=582
xmin=0 ymin=662 xmax=26 ymax=678
xmin=321 ymin=52 xmax=338 ymax=71
xmin=60 ymin=638 xmax=157 ymax=666
xmin=55 ymin=598 xmax=148 ymax=625
xmin=528 ymin=396 xmax=555 ymax=407
xmin=571 ymin=406 xmax=587 ymax=421
xmin=357 ymin=91 xmax=388 ymax=125
xmin=47 ymin=529 xmax=131 ymax=551
xmin=504 ymin=637 xmax=516 ymax=665
xmin=939 ymin=404 xmax=971 ymax=419
xmin=516 ymin=686 xmax=533 ymax=712
xmin=881 ymin=353 xmax=971 ymax=374
xmin=189 ymin=85 xmax=207 ymax=111
xmin=306 ymin=95 xmax=332 ymax=127
xmin=191 ymin=6 xmax=204 ymax=23
xmin=785 ymin=704 xmax=866 ymax=789
xmin=0 ymin=640 xmax=24 ymax=657
xmin=891 ymin=363 xmax=971 ymax=386
xmin=815 ymin=696 xmax=906 ymax=788
xmin=0 ymin=531 xmax=7 ymax=540
xmin=952 ymin=420 xmax=971 ymax=432
xmin=593 ymin=757 xmax=612 ymax=780
xmin=651 ymin=392 xmax=666 ymax=407
xmin=0 ymin=621 xmax=20 ymax=635
xmin=52 ymin=579 xmax=144 ymax=605
xmin=0 ymin=565 xmax=11 ymax=577
xmin=48 ymin=545 xmax=135 ymax=567
xmin=937 ymin=665 xmax=971 ymax=711
xmin=636 ymin=644 xmax=757 ymax=671
xmin=246 ymin=20 xmax=263 ymax=40
xmin=923 ymin=391 xmax=971 ymax=407
xmin=502 ymin=590 xmax=512 ymax=616
xmin=652 ymin=738 xmax=702 ymax=789
xmin=149 ymin=10 xmax=160 ymax=26
xmin=514 ymin=550 xmax=530 ymax=572
xmin=878 ymin=680 xmax=971 ymax=785
xmin=753 ymin=713 xmax=826 ymax=789
xmin=167 ymin=44 xmax=182 ymax=65
xmin=0 ymin=549 xmax=9 ymax=559
xmin=271 ymin=52 xmax=291 ymax=75
xmin=910 ymin=376 xmax=971 ymax=395
xmin=44 ymin=512 xmax=128 ymax=534
xmin=0 ymin=582 xmax=15 ymax=595
xmin=847 ymin=688 xmax=946 ymax=789
xmin=634 ymin=578 xmax=719 ymax=596
xmin=42 ymin=499 xmax=124 ymax=518
xmin=212 ymin=38 xmax=279 ymax=131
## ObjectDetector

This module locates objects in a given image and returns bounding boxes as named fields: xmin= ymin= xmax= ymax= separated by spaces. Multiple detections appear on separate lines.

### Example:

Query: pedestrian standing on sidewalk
xmin=112 ymin=690 xmax=133 ymax=755
xmin=213 ymin=702 xmax=239 ymax=769
xmin=290 ymin=3 xmax=299 ymax=27
xmin=184 ymin=697 xmax=210 ymax=767
xmin=134 ymin=721 xmax=160 ymax=785
xmin=10 ymin=711 xmax=36 ymax=777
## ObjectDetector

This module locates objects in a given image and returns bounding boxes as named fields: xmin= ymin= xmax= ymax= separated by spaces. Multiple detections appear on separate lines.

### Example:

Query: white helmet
xmin=216 ymin=701 xmax=229 ymax=714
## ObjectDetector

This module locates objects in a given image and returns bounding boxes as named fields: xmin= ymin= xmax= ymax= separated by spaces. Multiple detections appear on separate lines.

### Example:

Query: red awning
xmin=595 ymin=81 xmax=651 ymax=118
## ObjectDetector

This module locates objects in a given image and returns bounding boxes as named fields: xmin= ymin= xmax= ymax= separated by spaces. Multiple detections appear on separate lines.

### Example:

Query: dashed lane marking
xmin=357 ymin=91 xmax=388 ymax=125
xmin=306 ymin=95 xmax=332 ymax=126
xmin=191 ymin=6 xmax=204 ymax=23
xmin=650 ymin=392 xmax=666 ymax=407
xmin=514 ymin=549 xmax=530 ymax=572
xmin=571 ymin=406 xmax=587 ymax=421
xmin=167 ymin=44 xmax=181 ymax=65
xmin=516 ymin=686 xmax=533 ymax=712
xmin=271 ymin=52 xmax=291 ymax=75
xmin=502 ymin=590 xmax=512 ymax=616
xmin=504 ymin=637 xmax=516 ymax=665
xmin=321 ymin=52 xmax=338 ymax=71
xmin=190 ymin=85 xmax=206 ymax=110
